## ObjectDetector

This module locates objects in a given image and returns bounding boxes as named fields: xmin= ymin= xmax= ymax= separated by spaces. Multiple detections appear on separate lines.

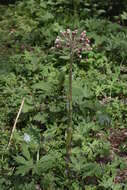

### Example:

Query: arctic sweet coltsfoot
xmin=55 ymin=29 xmax=92 ymax=177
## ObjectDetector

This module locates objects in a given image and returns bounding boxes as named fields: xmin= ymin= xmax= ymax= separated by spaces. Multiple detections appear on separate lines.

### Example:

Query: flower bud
xmin=85 ymin=38 xmax=90 ymax=44
xmin=66 ymin=29 xmax=71 ymax=34
xmin=56 ymin=43 xmax=61 ymax=48
xmin=55 ymin=36 xmax=61 ymax=44
xmin=74 ymin=29 xmax=78 ymax=34
xmin=60 ymin=30 xmax=66 ymax=37
xmin=72 ymin=29 xmax=78 ymax=36
xmin=66 ymin=42 xmax=70 ymax=47
xmin=81 ymin=31 xmax=86 ymax=38
xmin=80 ymin=37 xmax=85 ymax=42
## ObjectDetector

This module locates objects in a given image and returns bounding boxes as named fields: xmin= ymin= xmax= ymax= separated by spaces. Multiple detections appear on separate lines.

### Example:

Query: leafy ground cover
xmin=0 ymin=0 xmax=127 ymax=189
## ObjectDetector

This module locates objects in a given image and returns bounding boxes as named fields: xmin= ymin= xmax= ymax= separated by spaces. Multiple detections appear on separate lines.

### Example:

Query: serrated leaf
xmin=72 ymin=84 xmax=93 ymax=99
xmin=14 ymin=156 xmax=26 ymax=165
xmin=22 ymin=103 xmax=33 ymax=113
xmin=72 ymin=86 xmax=84 ymax=97
xmin=42 ymin=12 xmax=53 ymax=21
xmin=36 ymin=153 xmax=57 ymax=173
xmin=82 ymin=163 xmax=101 ymax=178
xmin=22 ymin=144 xmax=31 ymax=160
xmin=15 ymin=160 xmax=33 ymax=176
xmin=59 ymin=55 xmax=70 ymax=60
xmin=32 ymin=81 xmax=51 ymax=92
xmin=52 ymin=22 xmax=61 ymax=32
xmin=33 ymin=113 xmax=47 ymax=123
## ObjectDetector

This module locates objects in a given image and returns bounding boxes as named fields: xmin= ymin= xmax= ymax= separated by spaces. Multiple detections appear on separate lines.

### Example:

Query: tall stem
xmin=66 ymin=47 xmax=73 ymax=176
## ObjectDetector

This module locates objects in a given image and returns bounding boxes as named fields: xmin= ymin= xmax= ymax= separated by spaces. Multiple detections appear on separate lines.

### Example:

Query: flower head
xmin=24 ymin=133 xmax=31 ymax=143
xmin=54 ymin=28 xmax=92 ymax=58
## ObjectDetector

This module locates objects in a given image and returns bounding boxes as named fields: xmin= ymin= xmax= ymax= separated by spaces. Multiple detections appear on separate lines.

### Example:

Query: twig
xmin=7 ymin=97 xmax=25 ymax=148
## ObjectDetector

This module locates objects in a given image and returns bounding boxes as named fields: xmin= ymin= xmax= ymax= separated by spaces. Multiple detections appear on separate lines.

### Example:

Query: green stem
xmin=66 ymin=47 xmax=73 ymax=176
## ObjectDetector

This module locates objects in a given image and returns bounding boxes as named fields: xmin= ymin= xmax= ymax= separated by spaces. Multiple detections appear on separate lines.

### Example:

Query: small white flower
xmin=74 ymin=29 xmax=78 ymax=34
xmin=81 ymin=31 xmax=86 ymax=37
xmin=66 ymin=29 xmax=71 ymax=34
xmin=55 ymin=38 xmax=60 ymax=44
xmin=24 ymin=133 xmax=31 ymax=143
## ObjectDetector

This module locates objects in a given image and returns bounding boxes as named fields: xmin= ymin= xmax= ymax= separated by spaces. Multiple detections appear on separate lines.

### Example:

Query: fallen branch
xmin=8 ymin=97 xmax=25 ymax=148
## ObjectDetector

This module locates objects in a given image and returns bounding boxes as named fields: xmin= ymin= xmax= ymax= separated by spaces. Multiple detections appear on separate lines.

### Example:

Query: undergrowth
xmin=0 ymin=0 xmax=127 ymax=189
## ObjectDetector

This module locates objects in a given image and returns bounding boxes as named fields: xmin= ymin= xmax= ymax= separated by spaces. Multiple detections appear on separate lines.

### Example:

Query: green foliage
xmin=0 ymin=0 xmax=127 ymax=189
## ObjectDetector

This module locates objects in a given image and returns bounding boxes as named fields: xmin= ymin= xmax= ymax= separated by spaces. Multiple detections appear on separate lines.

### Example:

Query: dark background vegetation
xmin=0 ymin=0 xmax=127 ymax=189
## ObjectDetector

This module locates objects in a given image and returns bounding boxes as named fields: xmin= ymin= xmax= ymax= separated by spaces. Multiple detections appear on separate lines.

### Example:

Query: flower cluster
xmin=54 ymin=29 xmax=92 ymax=58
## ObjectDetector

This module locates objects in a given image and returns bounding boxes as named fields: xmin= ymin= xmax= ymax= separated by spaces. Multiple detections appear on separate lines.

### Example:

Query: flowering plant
xmin=54 ymin=29 xmax=92 ymax=177
xmin=55 ymin=29 xmax=92 ymax=59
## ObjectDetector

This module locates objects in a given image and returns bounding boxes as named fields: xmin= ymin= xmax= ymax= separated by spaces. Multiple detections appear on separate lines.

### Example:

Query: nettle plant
xmin=54 ymin=29 xmax=92 ymax=174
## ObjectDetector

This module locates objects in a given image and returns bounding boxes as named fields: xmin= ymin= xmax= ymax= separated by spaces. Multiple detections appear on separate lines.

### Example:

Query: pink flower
xmin=55 ymin=36 xmax=61 ymax=44
xmin=72 ymin=29 xmax=78 ymax=36
xmin=60 ymin=30 xmax=66 ymax=37
xmin=54 ymin=36 xmax=62 ymax=48
xmin=80 ymin=37 xmax=85 ymax=42
xmin=66 ymin=42 xmax=70 ymax=47
xmin=85 ymin=38 xmax=90 ymax=44
xmin=54 ymin=29 xmax=92 ymax=58
xmin=66 ymin=29 xmax=71 ymax=34
xmin=81 ymin=31 xmax=86 ymax=38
